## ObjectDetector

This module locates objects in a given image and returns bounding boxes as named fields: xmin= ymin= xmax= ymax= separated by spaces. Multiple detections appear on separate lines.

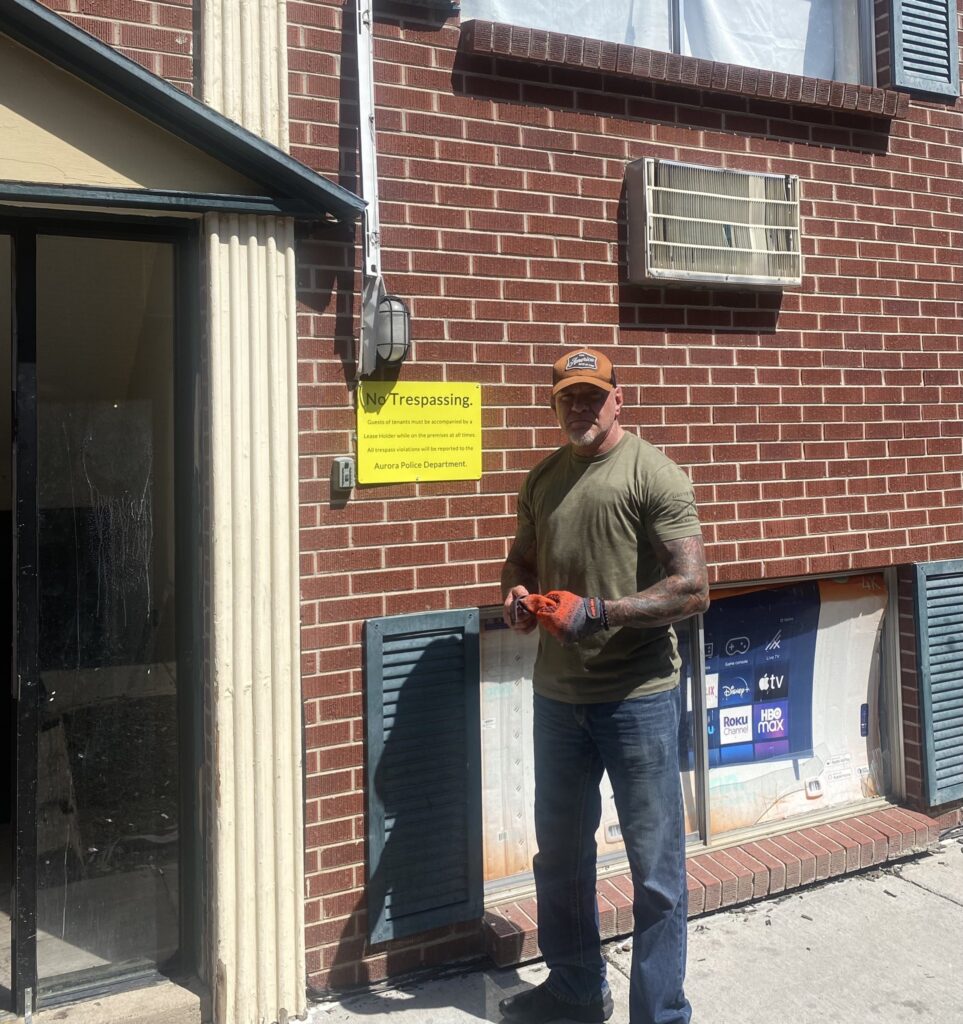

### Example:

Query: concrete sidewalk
xmin=310 ymin=834 xmax=963 ymax=1024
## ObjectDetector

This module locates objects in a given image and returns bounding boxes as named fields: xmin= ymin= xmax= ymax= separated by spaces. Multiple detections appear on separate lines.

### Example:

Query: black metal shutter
xmin=913 ymin=560 xmax=963 ymax=806
xmin=891 ymin=0 xmax=960 ymax=98
xmin=365 ymin=609 xmax=482 ymax=942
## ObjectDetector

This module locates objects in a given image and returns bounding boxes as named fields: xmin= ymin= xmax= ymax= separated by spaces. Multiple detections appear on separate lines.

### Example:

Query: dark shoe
xmin=499 ymin=981 xmax=614 ymax=1024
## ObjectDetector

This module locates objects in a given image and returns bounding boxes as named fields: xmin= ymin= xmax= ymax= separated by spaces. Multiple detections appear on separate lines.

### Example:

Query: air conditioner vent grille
xmin=626 ymin=158 xmax=802 ymax=288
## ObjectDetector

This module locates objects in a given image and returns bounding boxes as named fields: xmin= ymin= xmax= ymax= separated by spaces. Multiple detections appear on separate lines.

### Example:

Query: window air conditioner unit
xmin=626 ymin=158 xmax=802 ymax=289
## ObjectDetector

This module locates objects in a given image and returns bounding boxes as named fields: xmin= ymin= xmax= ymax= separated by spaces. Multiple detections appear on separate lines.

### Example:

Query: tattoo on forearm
xmin=607 ymin=534 xmax=709 ymax=628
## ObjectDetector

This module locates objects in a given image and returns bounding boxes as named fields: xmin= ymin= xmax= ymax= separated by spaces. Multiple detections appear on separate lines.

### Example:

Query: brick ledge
xmin=482 ymin=805 xmax=940 ymax=967
xmin=461 ymin=20 xmax=910 ymax=120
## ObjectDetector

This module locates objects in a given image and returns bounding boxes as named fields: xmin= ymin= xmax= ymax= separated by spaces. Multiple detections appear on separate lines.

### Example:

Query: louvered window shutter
xmin=365 ymin=609 xmax=482 ymax=942
xmin=913 ymin=560 xmax=963 ymax=806
xmin=891 ymin=0 xmax=960 ymax=98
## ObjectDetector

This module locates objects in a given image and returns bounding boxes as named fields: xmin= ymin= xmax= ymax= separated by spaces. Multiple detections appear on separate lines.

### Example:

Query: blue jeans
xmin=533 ymin=688 xmax=691 ymax=1024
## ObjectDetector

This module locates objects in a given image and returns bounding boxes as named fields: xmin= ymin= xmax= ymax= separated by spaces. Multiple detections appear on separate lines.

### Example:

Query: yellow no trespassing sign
xmin=357 ymin=381 xmax=482 ymax=485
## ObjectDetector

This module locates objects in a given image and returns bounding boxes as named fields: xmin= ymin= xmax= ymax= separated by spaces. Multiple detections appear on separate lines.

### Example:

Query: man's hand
xmin=503 ymin=585 xmax=537 ymax=633
xmin=521 ymin=590 xmax=607 ymax=646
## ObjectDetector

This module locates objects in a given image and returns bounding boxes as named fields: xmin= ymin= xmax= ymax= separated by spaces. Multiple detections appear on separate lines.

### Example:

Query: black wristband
xmin=582 ymin=596 xmax=608 ymax=636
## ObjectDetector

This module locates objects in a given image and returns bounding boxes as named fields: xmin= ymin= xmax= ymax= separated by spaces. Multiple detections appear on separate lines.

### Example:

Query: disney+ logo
xmin=719 ymin=677 xmax=751 ymax=707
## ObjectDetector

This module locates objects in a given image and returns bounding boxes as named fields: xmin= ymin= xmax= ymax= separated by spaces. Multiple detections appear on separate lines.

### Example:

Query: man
xmin=499 ymin=348 xmax=709 ymax=1024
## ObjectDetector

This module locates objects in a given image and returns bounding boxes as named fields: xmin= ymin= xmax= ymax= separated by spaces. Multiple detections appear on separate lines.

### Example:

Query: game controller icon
xmin=724 ymin=636 xmax=750 ymax=656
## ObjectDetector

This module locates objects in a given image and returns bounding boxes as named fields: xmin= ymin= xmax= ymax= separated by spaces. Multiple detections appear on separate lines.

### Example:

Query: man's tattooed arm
xmin=605 ymin=534 xmax=710 ymax=628
xmin=501 ymin=530 xmax=540 ymax=632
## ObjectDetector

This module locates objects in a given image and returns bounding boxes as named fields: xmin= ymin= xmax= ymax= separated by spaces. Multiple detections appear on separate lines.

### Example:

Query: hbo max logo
xmin=754 ymin=700 xmax=789 ymax=740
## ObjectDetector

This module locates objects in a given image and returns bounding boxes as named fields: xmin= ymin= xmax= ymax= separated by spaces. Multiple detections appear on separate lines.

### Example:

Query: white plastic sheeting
xmin=479 ymin=620 xmax=638 ymax=883
xmin=461 ymin=0 xmax=671 ymax=52
xmin=681 ymin=0 xmax=860 ymax=83
xmin=461 ymin=0 xmax=862 ymax=83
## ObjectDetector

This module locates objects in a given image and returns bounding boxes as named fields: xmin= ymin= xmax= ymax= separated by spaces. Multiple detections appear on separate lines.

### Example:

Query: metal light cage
xmin=375 ymin=293 xmax=411 ymax=365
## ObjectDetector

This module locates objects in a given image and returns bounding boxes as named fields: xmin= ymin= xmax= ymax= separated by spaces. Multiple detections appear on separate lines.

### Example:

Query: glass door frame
xmin=2 ymin=212 xmax=201 ymax=1016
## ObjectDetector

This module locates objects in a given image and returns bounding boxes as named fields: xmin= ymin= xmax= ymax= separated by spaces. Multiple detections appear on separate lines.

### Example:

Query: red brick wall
xmin=295 ymin=1 xmax=963 ymax=990
xmin=37 ymin=0 xmax=194 ymax=92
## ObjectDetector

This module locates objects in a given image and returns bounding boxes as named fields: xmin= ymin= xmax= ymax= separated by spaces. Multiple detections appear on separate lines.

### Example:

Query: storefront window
xmin=700 ymin=575 xmax=886 ymax=834
xmin=479 ymin=572 xmax=890 ymax=888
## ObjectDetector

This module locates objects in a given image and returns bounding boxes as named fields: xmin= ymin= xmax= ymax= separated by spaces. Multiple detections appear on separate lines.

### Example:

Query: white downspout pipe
xmin=356 ymin=0 xmax=385 ymax=378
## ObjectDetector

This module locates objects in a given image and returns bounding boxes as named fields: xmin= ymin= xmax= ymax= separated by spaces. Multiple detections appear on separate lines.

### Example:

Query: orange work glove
xmin=520 ymin=590 xmax=608 ymax=645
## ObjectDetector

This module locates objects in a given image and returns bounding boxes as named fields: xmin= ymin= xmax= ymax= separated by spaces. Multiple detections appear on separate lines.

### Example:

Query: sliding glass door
xmin=3 ymin=220 xmax=195 ymax=1014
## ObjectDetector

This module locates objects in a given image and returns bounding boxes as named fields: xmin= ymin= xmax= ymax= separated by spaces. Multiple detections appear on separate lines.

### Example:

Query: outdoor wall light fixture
xmin=358 ymin=277 xmax=410 ymax=377
xmin=374 ymin=292 xmax=410 ymax=365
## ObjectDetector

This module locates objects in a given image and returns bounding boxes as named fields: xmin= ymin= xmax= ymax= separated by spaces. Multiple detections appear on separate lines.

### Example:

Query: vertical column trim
xmin=207 ymin=214 xmax=305 ymax=1023
xmin=201 ymin=6 xmax=301 ymax=1020
xmin=202 ymin=0 xmax=290 ymax=150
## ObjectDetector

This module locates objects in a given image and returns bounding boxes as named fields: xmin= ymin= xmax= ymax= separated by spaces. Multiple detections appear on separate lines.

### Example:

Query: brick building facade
xmin=1 ymin=0 xmax=961 ymax=1020
xmin=296 ymin=0 xmax=963 ymax=991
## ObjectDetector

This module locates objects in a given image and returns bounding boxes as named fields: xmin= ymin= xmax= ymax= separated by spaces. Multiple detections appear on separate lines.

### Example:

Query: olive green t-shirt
xmin=516 ymin=432 xmax=702 ymax=703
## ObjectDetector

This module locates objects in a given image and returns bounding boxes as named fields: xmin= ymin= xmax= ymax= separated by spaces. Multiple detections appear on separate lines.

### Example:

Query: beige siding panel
xmin=0 ymin=36 xmax=260 ymax=195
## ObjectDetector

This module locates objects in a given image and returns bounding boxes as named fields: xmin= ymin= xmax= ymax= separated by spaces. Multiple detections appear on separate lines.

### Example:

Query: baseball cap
xmin=551 ymin=348 xmax=616 ymax=397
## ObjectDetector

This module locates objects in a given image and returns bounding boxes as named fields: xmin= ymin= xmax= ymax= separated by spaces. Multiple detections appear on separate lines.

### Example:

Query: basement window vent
xmin=626 ymin=158 xmax=802 ymax=289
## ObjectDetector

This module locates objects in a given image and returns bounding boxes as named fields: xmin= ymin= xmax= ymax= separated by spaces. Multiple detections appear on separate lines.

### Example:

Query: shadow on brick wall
xmin=290 ymin=8 xmax=367 ymax=383
xmin=297 ymin=233 xmax=358 ymax=374
xmin=451 ymin=48 xmax=895 ymax=159
xmin=315 ymin=626 xmax=486 ymax=992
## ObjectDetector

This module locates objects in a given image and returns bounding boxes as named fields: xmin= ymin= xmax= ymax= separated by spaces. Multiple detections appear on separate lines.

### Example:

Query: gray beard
xmin=566 ymin=427 xmax=597 ymax=447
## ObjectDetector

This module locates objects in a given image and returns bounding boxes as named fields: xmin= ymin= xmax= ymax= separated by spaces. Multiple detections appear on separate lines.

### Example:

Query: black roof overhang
xmin=0 ymin=0 xmax=364 ymax=222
